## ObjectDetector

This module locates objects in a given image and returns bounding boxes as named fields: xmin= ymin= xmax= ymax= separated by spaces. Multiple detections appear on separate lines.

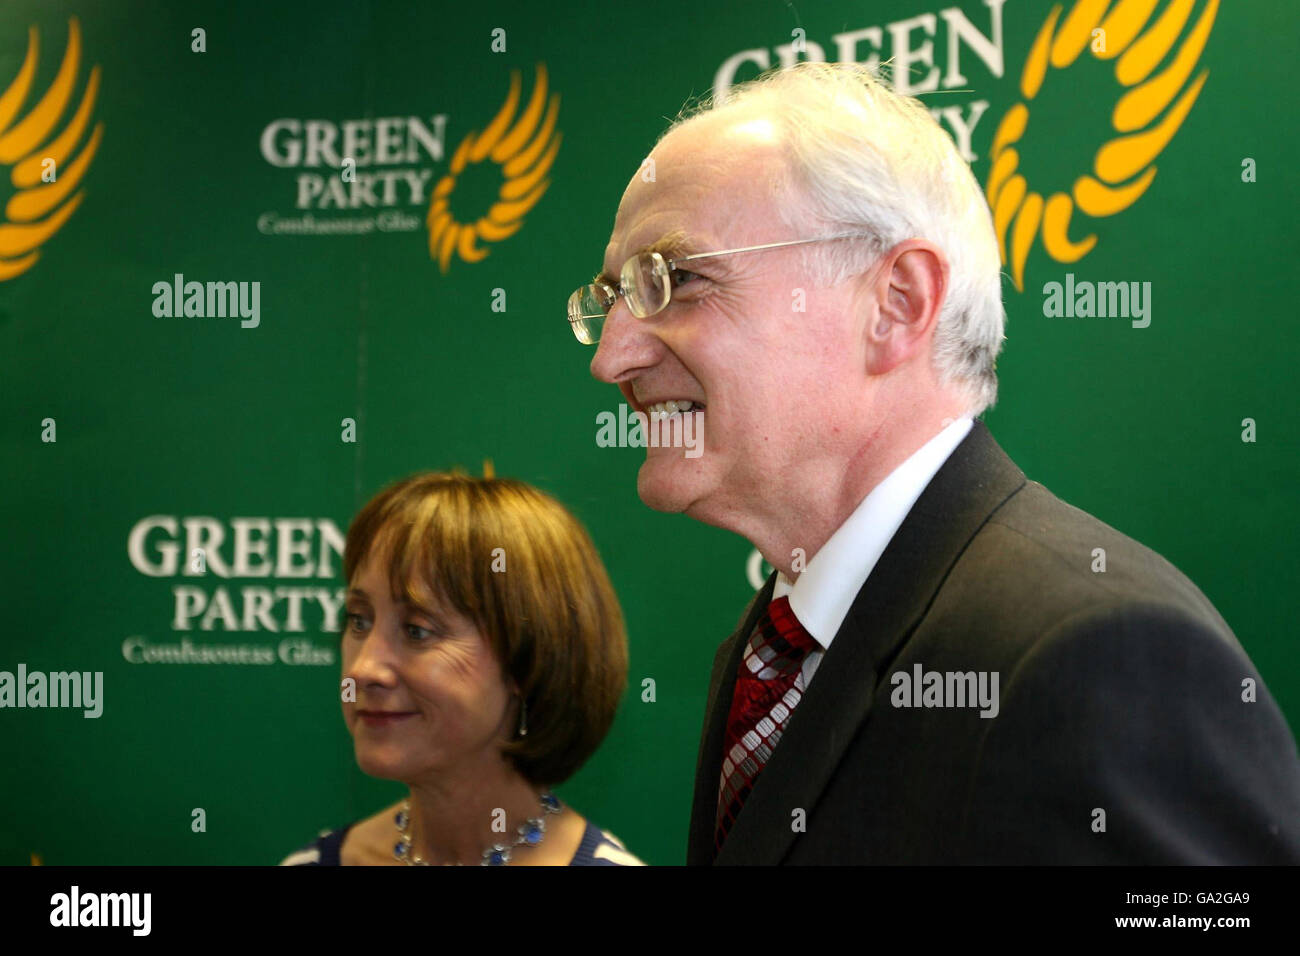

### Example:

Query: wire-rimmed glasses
xmin=567 ymin=232 xmax=869 ymax=345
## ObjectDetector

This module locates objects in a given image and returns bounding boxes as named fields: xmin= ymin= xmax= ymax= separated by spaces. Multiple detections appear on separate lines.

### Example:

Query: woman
xmin=280 ymin=470 xmax=642 ymax=866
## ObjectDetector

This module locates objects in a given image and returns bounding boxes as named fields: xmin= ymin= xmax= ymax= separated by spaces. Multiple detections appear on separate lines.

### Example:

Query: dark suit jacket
xmin=688 ymin=420 xmax=1300 ymax=864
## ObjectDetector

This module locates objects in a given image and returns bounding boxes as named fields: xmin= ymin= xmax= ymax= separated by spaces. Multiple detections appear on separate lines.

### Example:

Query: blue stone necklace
xmin=393 ymin=791 xmax=562 ymax=866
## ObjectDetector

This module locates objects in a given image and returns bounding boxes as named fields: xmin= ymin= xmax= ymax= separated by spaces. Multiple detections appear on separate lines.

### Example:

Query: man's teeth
xmin=646 ymin=400 xmax=702 ymax=417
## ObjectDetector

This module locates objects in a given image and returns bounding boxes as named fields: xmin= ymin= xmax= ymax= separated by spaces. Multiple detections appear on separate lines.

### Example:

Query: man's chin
xmin=636 ymin=457 xmax=703 ymax=514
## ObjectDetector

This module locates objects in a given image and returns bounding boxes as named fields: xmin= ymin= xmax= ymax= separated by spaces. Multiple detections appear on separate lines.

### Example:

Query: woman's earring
xmin=518 ymin=697 xmax=528 ymax=737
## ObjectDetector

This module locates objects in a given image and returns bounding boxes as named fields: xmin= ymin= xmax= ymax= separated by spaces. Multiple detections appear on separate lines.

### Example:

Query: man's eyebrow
xmin=599 ymin=229 xmax=697 ymax=283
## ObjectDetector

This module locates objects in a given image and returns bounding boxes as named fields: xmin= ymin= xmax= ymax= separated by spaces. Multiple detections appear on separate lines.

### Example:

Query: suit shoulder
xmin=1003 ymin=599 xmax=1253 ymax=693
xmin=963 ymin=479 xmax=1229 ymax=632
xmin=959 ymin=601 xmax=1300 ymax=862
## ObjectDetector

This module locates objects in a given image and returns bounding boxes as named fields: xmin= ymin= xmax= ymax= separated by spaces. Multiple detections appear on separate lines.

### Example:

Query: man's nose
xmin=589 ymin=299 xmax=655 ymax=384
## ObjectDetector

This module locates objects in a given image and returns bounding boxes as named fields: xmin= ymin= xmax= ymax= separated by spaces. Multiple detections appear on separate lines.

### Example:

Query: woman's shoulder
xmin=568 ymin=820 xmax=646 ymax=866
xmin=278 ymin=822 xmax=357 ymax=866
xmin=282 ymin=802 xmax=403 ymax=866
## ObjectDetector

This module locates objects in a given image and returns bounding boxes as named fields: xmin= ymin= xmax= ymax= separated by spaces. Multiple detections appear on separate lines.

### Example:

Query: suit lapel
xmin=686 ymin=573 xmax=774 ymax=864
xmin=712 ymin=420 xmax=1026 ymax=864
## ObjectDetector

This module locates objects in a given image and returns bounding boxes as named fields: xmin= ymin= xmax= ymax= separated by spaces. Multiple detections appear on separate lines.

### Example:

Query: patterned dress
xmin=279 ymin=819 xmax=645 ymax=866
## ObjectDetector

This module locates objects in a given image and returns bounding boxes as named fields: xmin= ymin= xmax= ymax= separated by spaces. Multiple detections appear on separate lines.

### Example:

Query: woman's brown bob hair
xmin=343 ymin=471 xmax=627 ymax=787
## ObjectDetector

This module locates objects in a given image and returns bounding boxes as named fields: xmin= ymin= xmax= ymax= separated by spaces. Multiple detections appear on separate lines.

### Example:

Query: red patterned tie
xmin=715 ymin=595 xmax=818 ymax=851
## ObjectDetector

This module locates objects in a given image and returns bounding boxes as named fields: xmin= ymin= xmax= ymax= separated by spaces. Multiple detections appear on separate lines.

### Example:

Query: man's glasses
xmin=566 ymin=232 xmax=869 ymax=345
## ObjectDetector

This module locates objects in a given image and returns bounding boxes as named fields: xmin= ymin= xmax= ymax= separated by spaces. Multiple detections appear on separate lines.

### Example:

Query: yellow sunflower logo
xmin=986 ymin=0 xmax=1218 ymax=291
xmin=0 ymin=17 xmax=102 ymax=281
xmin=427 ymin=64 xmax=560 ymax=273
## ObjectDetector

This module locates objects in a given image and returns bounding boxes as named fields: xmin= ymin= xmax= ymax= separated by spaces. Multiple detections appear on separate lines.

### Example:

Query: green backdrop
xmin=2 ymin=0 xmax=1295 ymax=865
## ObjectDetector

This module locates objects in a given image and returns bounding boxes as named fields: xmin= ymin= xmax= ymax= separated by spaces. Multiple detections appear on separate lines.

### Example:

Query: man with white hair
xmin=568 ymin=63 xmax=1300 ymax=864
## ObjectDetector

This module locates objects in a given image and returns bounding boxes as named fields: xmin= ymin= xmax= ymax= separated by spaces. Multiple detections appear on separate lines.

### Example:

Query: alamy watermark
xmin=595 ymin=403 xmax=703 ymax=458
xmin=152 ymin=274 xmax=261 ymax=328
xmin=50 ymin=886 xmax=150 ymax=935
xmin=1042 ymin=273 xmax=1151 ymax=328
xmin=890 ymin=663 xmax=999 ymax=718
xmin=0 ymin=664 xmax=103 ymax=718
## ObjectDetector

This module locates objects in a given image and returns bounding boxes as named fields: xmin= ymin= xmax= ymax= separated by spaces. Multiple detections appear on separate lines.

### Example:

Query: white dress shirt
xmin=771 ymin=417 xmax=974 ymax=689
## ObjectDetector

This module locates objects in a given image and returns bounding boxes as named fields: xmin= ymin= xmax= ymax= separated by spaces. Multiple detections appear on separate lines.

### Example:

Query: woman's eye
xmin=405 ymin=623 xmax=439 ymax=642
xmin=342 ymin=612 xmax=440 ymax=642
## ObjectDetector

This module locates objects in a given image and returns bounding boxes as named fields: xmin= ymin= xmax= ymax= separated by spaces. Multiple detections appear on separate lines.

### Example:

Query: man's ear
xmin=862 ymin=242 xmax=948 ymax=375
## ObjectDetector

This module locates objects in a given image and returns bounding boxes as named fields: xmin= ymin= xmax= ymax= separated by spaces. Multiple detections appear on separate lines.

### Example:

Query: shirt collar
xmin=771 ymin=417 xmax=974 ymax=649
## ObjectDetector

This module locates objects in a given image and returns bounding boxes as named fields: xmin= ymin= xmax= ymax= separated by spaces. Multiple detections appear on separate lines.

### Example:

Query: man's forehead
xmin=605 ymin=159 xmax=723 ymax=265
xmin=602 ymin=111 xmax=786 ymax=268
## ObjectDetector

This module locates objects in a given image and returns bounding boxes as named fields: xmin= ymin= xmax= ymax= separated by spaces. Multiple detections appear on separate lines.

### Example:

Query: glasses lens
xmin=621 ymin=252 xmax=670 ymax=319
xmin=567 ymin=283 xmax=615 ymax=344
